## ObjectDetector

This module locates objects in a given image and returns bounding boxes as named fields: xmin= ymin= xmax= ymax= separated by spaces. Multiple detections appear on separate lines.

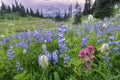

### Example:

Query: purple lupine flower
xmin=81 ymin=38 xmax=87 ymax=48
xmin=38 ymin=25 xmax=42 ymax=33
xmin=52 ymin=50 xmax=58 ymax=65
xmin=102 ymin=53 xmax=110 ymax=63
xmin=19 ymin=32 xmax=28 ymax=39
xmin=28 ymin=36 xmax=32 ymax=44
xmin=97 ymin=39 xmax=105 ymax=44
xmin=45 ymin=30 xmax=52 ymax=42
xmin=16 ymin=62 xmax=23 ymax=72
xmin=106 ymin=25 xmax=115 ymax=35
xmin=111 ymin=47 xmax=119 ymax=56
xmin=90 ymin=25 xmax=94 ymax=33
xmin=30 ymin=32 xmax=36 ymax=36
xmin=109 ymin=36 xmax=115 ymax=41
xmin=15 ymin=34 xmax=19 ymax=39
xmin=42 ymin=44 xmax=47 ymax=52
xmin=58 ymin=33 xmax=64 ymax=39
xmin=0 ymin=41 xmax=3 ymax=45
xmin=46 ymin=53 xmax=52 ymax=61
xmin=58 ymin=24 xmax=66 ymax=34
xmin=108 ymin=41 xmax=117 ymax=45
xmin=16 ymin=41 xmax=29 ymax=53
xmin=118 ymin=25 xmax=120 ymax=32
xmin=7 ymin=46 xmax=14 ymax=60
xmin=64 ymin=54 xmax=70 ymax=64
xmin=4 ymin=38 xmax=9 ymax=43
xmin=58 ymin=24 xmax=68 ymax=54
xmin=35 ymin=33 xmax=44 ymax=42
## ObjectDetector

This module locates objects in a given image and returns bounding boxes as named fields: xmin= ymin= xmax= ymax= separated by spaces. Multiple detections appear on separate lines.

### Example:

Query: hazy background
xmin=0 ymin=0 xmax=95 ymax=10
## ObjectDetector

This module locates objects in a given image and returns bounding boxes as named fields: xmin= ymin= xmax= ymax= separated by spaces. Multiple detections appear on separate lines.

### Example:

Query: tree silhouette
xmin=93 ymin=0 xmax=113 ymax=19
xmin=83 ymin=0 xmax=91 ymax=15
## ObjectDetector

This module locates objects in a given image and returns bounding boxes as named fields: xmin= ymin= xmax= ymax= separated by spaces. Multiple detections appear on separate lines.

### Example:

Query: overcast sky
xmin=0 ymin=0 xmax=95 ymax=10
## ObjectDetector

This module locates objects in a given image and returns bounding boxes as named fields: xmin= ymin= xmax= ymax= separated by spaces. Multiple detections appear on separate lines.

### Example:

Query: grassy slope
xmin=0 ymin=16 xmax=73 ymax=37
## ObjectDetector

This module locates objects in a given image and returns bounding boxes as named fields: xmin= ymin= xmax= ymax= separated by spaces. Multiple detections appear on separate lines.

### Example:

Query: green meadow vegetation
xmin=0 ymin=0 xmax=120 ymax=80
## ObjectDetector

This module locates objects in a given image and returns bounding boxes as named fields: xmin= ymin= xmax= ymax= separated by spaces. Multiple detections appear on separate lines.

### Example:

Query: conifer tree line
xmin=0 ymin=0 xmax=44 ymax=17
xmin=0 ymin=0 xmax=74 ymax=21
xmin=0 ymin=0 xmax=81 ymax=21
xmin=83 ymin=0 xmax=120 ymax=19
xmin=1 ymin=0 xmax=119 ymax=22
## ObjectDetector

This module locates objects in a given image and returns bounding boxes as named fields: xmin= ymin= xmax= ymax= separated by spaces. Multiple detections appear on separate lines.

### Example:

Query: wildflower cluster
xmin=78 ymin=45 xmax=95 ymax=71
xmin=58 ymin=24 xmax=68 ymax=54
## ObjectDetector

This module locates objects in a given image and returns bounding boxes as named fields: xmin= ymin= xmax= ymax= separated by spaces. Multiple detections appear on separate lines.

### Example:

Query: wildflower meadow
xmin=0 ymin=1 xmax=120 ymax=80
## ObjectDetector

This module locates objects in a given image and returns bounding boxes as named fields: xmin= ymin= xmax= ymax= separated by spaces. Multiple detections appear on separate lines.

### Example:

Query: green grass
xmin=0 ymin=16 xmax=73 ymax=37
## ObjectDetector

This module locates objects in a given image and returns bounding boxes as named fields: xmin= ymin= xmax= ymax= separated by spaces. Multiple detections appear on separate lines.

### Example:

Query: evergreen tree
xmin=35 ymin=9 xmax=40 ymax=17
xmin=26 ymin=8 xmax=30 ymax=15
xmin=12 ymin=4 xmax=16 ymax=12
xmin=83 ymin=0 xmax=91 ymax=15
xmin=112 ymin=0 xmax=120 ymax=3
xmin=64 ymin=10 xmax=68 ymax=20
xmin=15 ymin=0 xmax=20 ymax=12
xmin=30 ymin=8 xmax=34 ymax=16
xmin=40 ymin=10 xmax=43 ymax=18
xmin=75 ymin=2 xmax=79 ymax=9
xmin=1 ymin=1 xmax=6 ymax=13
xmin=7 ymin=5 xmax=11 ymax=13
xmin=68 ymin=4 xmax=72 ymax=18
xmin=93 ymin=0 xmax=113 ymax=19
xmin=54 ymin=9 xmax=63 ymax=21
xmin=19 ymin=3 xmax=26 ymax=17
xmin=73 ymin=5 xmax=82 ymax=24
xmin=1 ymin=1 xmax=6 ymax=10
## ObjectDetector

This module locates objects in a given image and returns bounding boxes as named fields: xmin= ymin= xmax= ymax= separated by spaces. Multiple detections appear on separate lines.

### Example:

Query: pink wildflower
xmin=78 ymin=50 xmax=87 ymax=57
xmin=86 ymin=45 xmax=95 ymax=54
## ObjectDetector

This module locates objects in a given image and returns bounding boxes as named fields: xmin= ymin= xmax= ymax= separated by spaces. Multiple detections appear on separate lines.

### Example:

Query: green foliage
xmin=73 ymin=3 xmax=82 ymax=24
xmin=93 ymin=0 xmax=114 ymax=19
xmin=0 ymin=3 xmax=120 ymax=80
xmin=73 ymin=10 xmax=82 ymax=24
xmin=83 ymin=0 xmax=91 ymax=15
xmin=13 ymin=71 xmax=28 ymax=80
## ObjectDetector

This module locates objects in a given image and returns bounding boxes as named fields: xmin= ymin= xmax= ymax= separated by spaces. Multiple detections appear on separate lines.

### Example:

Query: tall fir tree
xmin=12 ymin=4 xmax=16 ymax=12
xmin=75 ymin=2 xmax=79 ymax=9
xmin=93 ymin=0 xmax=113 ymax=19
xmin=19 ymin=3 xmax=26 ymax=17
xmin=83 ymin=0 xmax=91 ymax=15
xmin=1 ymin=1 xmax=6 ymax=12
xmin=64 ymin=10 xmax=68 ymax=20
xmin=15 ymin=0 xmax=20 ymax=12
xmin=26 ymin=8 xmax=30 ymax=15
xmin=73 ymin=4 xmax=82 ymax=24
xmin=30 ymin=8 xmax=34 ymax=16
xmin=35 ymin=9 xmax=40 ymax=17
xmin=40 ymin=10 xmax=43 ymax=18
xmin=7 ymin=5 xmax=11 ymax=13
xmin=68 ymin=4 xmax=72 ymax=18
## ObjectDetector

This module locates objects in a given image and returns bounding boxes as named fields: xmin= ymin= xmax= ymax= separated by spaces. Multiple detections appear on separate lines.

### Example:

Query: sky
xmin=0 ymin=0 xmax=95 ymax=11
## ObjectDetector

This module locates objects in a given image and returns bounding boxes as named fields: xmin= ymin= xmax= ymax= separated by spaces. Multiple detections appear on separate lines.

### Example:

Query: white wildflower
xmin=88 ymin=14 xmax=93 ymax=21
xmin=103 ymin=23 xmax=108 ymax=28
xmin=115 ymin=4 xmax=118 ymax=9
xmin=0 ymin=35 xmax=5 ymax=38
xmin=23 ymin=49 xmax=27 ymax=53
xmin=101 ymin=43 xmax=109 ymax=54
xmin=38 ymin=55 xmax=48 ymax=69
xmin=8 ymin=23 xmax=15 ymax=27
